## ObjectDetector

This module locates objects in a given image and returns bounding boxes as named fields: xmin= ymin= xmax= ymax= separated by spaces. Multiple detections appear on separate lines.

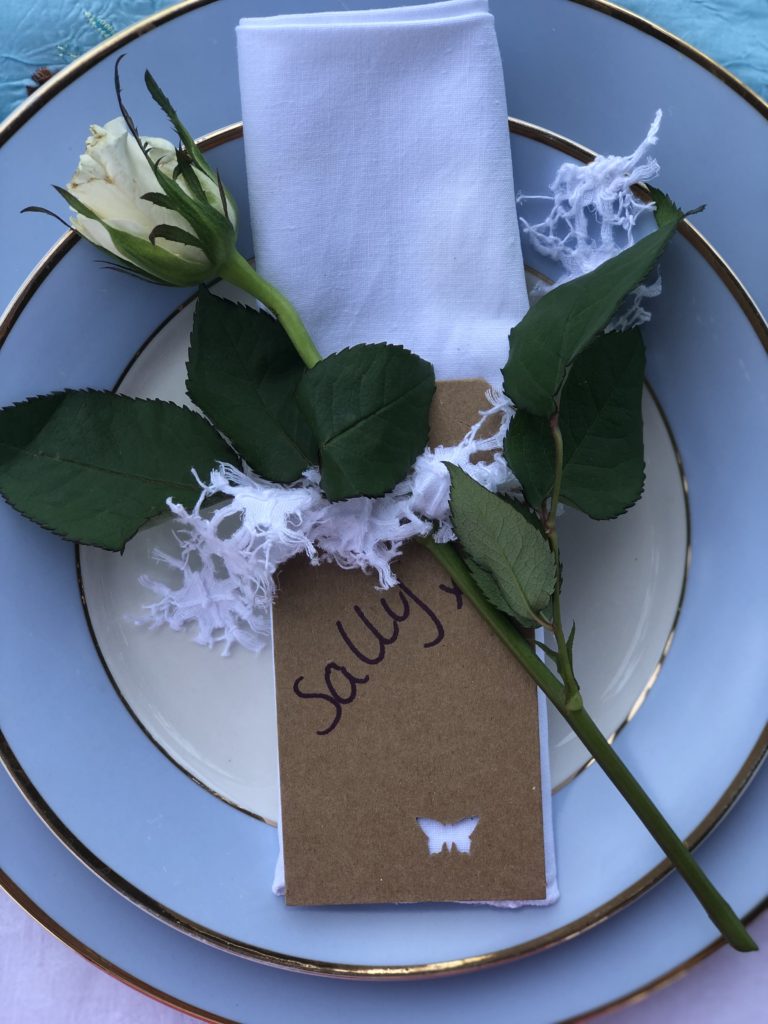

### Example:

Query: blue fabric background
xmin=621 ymin=0 xmax=767 ymax=99
xmin=0 ymin=0 xmax=168 ymax=118
xmin=1 ymin=0 xmax=766 ymax=121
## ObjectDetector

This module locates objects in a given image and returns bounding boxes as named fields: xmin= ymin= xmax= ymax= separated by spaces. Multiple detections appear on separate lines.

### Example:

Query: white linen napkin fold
xmin=236 ymin=0 xmax=557 ymax=907
xmin=236 ymin=0 xmax=529 ymax=384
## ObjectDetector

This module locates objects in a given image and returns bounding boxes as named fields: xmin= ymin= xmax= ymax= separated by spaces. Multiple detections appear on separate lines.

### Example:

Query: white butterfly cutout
xmin=416 ymin=816 xmax=480 ymax=855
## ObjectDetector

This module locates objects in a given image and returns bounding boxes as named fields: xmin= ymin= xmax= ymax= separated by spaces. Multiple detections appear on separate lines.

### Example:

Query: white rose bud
xmin=53 ymin=69 xmax=237 ymax=287
xmin=28 ymin=63 xmax=320 ymax=369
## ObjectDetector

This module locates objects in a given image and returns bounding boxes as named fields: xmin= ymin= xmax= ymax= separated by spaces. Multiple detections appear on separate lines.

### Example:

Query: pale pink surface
xmin=591 ymin=910 xmax=768 ymax=1024
xmin=1 ymin=887 xmax=766 ymax=1022
xmin=0 ymin=888 xmax=196 ymax=1024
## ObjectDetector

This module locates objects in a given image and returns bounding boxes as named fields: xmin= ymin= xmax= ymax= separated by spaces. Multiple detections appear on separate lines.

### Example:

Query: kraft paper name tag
xmin=272 ymin=380 xmax=546 ymax=905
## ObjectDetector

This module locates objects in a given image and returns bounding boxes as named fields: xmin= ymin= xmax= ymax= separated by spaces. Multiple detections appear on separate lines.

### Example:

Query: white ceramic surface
xmin=79 ymin=276 xmax=687 ymax=819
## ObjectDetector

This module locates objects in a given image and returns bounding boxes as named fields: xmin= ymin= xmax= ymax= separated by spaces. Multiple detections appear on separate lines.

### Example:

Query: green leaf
xmin=503 ymin=411 xmax=553 ymax=510
xmin=503 ymin=191 xmax=685 ymax=416
xmin=0 ymin=391 xmax=237 ymax=550
xmin=447 ymin=464 xmax=556 ymax=626
xmin=186 ymin=290 xmax=317 ymax=483
xmin=462 ymin=554 xmax=536 ymax=629
xmin=297 ymin=343 xmax=435 ymax=500
xmin=646 ymin=186 xmax=686 ymax=227
xmin=504 ymin=329 xmax=646 ymax=519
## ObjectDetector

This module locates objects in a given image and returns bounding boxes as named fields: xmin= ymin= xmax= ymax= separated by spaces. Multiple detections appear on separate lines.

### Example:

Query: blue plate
xmin=0 ymin=0 xmax=766 ymax=1018
xmin=1 ymin=118 xmax=765 ymax=971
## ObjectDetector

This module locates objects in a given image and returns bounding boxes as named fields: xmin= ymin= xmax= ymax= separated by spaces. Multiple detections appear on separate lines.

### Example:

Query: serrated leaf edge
xmin=0 ymin=390 xmax=238 ymax=551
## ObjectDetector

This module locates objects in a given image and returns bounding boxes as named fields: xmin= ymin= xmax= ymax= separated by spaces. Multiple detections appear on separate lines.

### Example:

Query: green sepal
xmin=106 ymin=225 xmax=212 ymax=286
xmin=149 ymin=224 xmax=205 ymax=249
xmin=140 ymin=191 xmax=177 ymax=210
xmin=152 ymin=163 xmax=236 ymax=271
xmin=144 ymin=70 xmax=238 ymax=225
xmin=53 ymin=185 xmax=101 ymax=221
xmin=174 ymin=149 xmax=209 ymax=204
xmin=54 ymin=185 xmax=207 ymax=285
xmin=144 ymin=70 xmax=215 ymax=178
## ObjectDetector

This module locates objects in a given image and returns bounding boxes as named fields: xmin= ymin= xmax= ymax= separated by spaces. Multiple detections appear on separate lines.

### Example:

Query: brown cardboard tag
xmin=272 ymin=380 xmax=546 ymax=905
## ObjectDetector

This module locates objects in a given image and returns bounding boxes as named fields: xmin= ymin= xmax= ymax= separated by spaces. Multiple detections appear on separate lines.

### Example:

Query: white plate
xmin=78 ymin=260 xmax=687 ymax=821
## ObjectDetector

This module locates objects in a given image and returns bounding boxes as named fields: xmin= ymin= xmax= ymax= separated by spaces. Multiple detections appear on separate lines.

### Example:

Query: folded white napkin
xmin=236 ymin=0 xmax=529 ymax=384
xmin=236 ymin=0 xmax=557 ymax=907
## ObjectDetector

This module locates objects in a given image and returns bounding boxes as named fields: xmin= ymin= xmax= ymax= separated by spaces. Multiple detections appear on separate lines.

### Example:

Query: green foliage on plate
xmin=0 ymin=391 xmax=237 ymax=550
xmin=188 ymin=293 xmax=436 ymax=500
xmin=504 ymin=328 xmax=646 ymax=519
xmin=502 ymin=189 xmax=685 ymax=417
xmin=11 ymin=89 xmax=752 ymax=955
xmin=446 ymin=464 xmax=556 ymax=627
xmin=0 ymin=184 xmax=680 ymax=561
xmin=0 ymin=294 xmax=435 ymax=547
xmin=187 ymin=288 xmax=318 ymax=483
xmin=297 ymin=343 xmax=435 ymax=500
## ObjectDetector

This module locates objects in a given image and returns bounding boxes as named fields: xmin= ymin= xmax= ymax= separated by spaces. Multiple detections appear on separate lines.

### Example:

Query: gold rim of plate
xmin=0 ymin=0 xmax=765 ymax=1015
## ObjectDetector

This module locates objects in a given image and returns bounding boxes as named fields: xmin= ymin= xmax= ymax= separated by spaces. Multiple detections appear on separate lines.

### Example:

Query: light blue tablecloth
xmin=1 ymin=0 xmax=767 ymax=120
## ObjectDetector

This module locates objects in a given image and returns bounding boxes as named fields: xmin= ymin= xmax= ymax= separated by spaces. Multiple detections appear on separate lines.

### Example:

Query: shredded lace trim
xmin=518 ymin=109 xmax=663 ymax=331
xmin=140 ymin=392 xmax=516 ymax=654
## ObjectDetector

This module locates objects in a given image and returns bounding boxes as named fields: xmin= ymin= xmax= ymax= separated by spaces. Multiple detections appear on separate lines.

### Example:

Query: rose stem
xmin=420 ymin=534 xmax=757 ymax=953
xmin=220 ymin=251 xmax=322 ymax=368
xmin=221 ymin=255 xmax=755 ymax=952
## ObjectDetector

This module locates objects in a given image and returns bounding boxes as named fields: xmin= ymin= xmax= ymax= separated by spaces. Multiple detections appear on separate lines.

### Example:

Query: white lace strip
xmin=141 ymin=392 xmax=516 ymax=654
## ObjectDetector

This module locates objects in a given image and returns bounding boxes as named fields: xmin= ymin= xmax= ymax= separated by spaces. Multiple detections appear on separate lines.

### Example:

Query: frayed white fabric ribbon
xmin=140 ymin=112 xmax=664 ymax=657
xmin=140 ymin=390 xmax=515 ymax=655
